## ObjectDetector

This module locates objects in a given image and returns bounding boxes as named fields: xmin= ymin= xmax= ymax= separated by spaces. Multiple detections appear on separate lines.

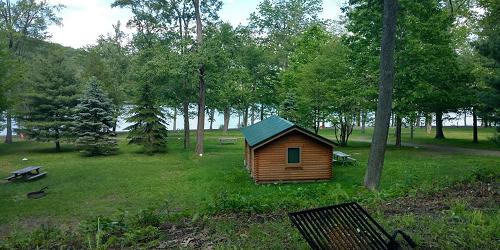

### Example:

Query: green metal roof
xmin=241 ymin=116 xmax=295 ymax=147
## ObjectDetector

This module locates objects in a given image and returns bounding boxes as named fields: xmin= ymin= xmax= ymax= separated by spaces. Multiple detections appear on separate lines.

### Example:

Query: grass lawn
xmin=0 ymin=128 xmax=498 ymax=248
xmin=322 ymin=126 xmax=500 ymax=150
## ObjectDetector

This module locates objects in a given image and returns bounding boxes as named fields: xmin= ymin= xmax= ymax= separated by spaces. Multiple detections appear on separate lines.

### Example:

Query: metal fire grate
xmin=289 ymin=202 xmax=415 ymax=250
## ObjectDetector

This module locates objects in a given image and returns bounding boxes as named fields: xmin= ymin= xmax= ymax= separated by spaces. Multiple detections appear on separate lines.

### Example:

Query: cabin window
xmin=287 ymin=147 xmax=301 ymax=164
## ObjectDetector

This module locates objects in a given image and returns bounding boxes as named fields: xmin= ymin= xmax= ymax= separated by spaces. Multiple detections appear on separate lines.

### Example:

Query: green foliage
xmin=475 ymin=0 xmax=500 ymax=123
xmin=249 ymin=0 xmax=323 ymax=67
xmin=0 ymin=225 xmax=83 ymax=249
xmin=74 ymin=78 xmax=118 ymax=156
xmin=19 ymin=48 xmax=80 ymax=150
xmin=81 ymin=22 xmax=130 ymax=124
xmin=126 ymin=82 xmax=168 ymax=154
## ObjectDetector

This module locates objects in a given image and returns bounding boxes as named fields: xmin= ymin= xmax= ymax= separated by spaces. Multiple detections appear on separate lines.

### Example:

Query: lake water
xmin=0 ymin=109 xmax=482 ymax=135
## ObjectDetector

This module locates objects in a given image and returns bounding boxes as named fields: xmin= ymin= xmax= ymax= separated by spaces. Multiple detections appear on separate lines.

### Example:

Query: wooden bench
xmin=4 ymin=175 xmax=16 ymax=181
xmin=219 ymin=137 xmax=237 ymax=145
xmin=27 ymin=172 xmax=47 ymax=180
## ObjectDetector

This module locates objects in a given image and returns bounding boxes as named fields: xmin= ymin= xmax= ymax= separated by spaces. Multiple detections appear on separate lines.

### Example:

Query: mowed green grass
xmin=0 ymin=127 xmax=498 ymax=236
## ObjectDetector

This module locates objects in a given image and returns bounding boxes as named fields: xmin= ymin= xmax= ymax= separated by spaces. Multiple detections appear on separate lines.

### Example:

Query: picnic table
xmin=219 ymin=137 xmax=237 ymax=145
xmin=5 ymin=166 xmax=46 ymax=181
xmin=333 ymin=151 xmax=356 ymax=165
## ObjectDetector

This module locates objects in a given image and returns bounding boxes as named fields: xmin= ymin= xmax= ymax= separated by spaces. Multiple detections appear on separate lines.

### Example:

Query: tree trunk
xmin=209 ymin=108 xmax=215 ymax=130
xmin=473 ymin=107 xmax=478 ymax=143
xmin=357 ymin=112 xmax=361 ymax=127
xmin=361 ymin=110 xmax=366 ymax=134
xmin=223 ymin=107 xmax=230 ymax=134
xmin=238 ymin=112 xmax=241 ymax=128
xmin=260 ymin=104 xmax=264 ymax=121
xmin=4 ymin=112 xmax=13 ymax=144
xmin=395 ymin=115 xmax=402 ymax=147
xmin=243 ymin=107 xmax=248 ymax=127
xmin=173 ymin=107 xmax=177 ymax=131
xmin=55 ymin=141 xmax=61 ymax=152
xmin=410 ymin=118 xmax=414 ymax=140
xmin=250 ymin=105 xmax=255 ymax=125
xmin=463 ymin=111 xmax=467 ymax=127
xmin=193 ymin=0 xmax=205 ymax=155
xmin=364 ymin=0 xmax=398 ymax=191
xmin=183 ymin=100 xmax=190 ymax=149
xmin=435 ymin=111 xmax=445 ymax=139
xmin=425 ymin=113 xmax=432 ymax=134
xmin=390 ymin=113 xmax=395 ymax=127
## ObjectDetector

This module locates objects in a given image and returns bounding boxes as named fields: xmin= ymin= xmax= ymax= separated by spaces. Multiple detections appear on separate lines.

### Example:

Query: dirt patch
xmin=157 ymin=213 xmax=286 ymax=249
xmin=377 ymin=181 xmax=499 ymax=215
xmin=159 ymin=219 xmax=218 ymax=249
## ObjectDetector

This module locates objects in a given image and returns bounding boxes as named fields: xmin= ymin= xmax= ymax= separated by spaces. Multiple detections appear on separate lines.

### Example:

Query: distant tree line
xmin=0 ymin=0 xmax=499 ymax=156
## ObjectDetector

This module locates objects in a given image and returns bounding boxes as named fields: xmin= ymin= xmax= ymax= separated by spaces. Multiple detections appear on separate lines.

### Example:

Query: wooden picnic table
xmin=333 ymin=151 xmax=356 ymax=165
xmin=5 ymin=166 xmax=46 ymax=181
xmin=219 ymin=137 xmax=237 ymax=145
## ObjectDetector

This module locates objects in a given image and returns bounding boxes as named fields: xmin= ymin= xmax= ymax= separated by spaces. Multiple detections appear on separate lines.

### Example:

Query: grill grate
xmin=289 ymin=202 xmax=399 ymax=250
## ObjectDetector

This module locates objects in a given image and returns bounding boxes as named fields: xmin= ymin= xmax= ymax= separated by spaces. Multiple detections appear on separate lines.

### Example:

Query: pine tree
xmin=74 ymin=78 xmax=118 ymax=156
xmin=126 ymin=82 xmax=168 ymax=154
xmin=20 ymin=50 xmax=79 ymax=151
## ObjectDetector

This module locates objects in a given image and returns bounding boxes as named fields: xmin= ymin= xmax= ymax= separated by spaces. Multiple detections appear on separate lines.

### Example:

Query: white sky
xmin=46 ymin=0 xmax=344 ymax=49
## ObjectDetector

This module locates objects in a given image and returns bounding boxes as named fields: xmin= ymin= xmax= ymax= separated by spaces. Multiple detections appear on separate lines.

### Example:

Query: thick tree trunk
xmin=183 ymin=100 xmax=190 ymax=149
xmin=425 ymin=113 xmax=432 ymax=134
xmin=173 ymin=107 xmax=177 ymax=131
xmin=395 ymin=115 xmax=402 ymax=147
xmin=435 ymin=111 xmax=445 ymax=139
xmin=4 ymin=112 xmax=13 ymax=144
xmin=357 ymin=112 xmax=361 ymax=127
xmin=364 ymin=0 xmax=398 ymax=191
xmin=473 ymin=107 xmax=478 ymax=143
xmin=193 ymin=0 xmax=205 ymax=155
xmin=223 ymin=107 xmax=230 ymax=134
xmin=55 ymin=141 xmax=61 ymax=152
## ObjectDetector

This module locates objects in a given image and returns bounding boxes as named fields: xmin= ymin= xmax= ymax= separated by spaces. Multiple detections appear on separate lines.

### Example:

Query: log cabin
xmin=242 ymin=116 xmax=337 ymax=183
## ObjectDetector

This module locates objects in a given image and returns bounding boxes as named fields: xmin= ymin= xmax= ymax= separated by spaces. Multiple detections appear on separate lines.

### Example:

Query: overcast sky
xmin=46 ymin=0 xmax=344 ymax=49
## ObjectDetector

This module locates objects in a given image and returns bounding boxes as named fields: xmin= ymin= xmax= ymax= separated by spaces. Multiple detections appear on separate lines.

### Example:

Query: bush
xmin=0 ymin=225 xmax=83 ymax=249
xmin=1 ymin=207 xmax=168 ymax=249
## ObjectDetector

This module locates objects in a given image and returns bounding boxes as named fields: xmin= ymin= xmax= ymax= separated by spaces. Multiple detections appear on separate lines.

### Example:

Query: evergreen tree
xmin=74 ymin=78 xmax=118 ymax=156
xmin=126 ymin=82 xmax=168 ymax=154
xmin=20 ymin=49 xmax=79 ymax=151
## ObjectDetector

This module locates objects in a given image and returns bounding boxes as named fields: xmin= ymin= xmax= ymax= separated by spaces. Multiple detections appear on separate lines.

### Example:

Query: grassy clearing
xmin=321 ymin=126 xmax=499 ymax=150
xmin=0 ymin=128 xmax=498 ymax=248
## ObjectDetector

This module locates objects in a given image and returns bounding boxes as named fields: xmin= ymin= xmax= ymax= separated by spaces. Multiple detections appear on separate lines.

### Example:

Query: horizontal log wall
xmin=254 ymin=130 xmax=333 ymax=183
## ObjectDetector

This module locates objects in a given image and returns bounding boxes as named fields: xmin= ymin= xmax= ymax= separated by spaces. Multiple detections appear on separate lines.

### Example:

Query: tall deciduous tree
xmin=364 ymin=0 xmax=398 ymax=191
xmin=475 ymin=0 xmax=500 ymax=128
xmin=82 ymin=22 xmax=130 ymax=132
xmin=193 ymin=0 xmax=205 ymax=155
xmin=0 ymin=0 xmax=63 ymax=144
xmin=74 ymin=78 xmax=118 ymax=156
